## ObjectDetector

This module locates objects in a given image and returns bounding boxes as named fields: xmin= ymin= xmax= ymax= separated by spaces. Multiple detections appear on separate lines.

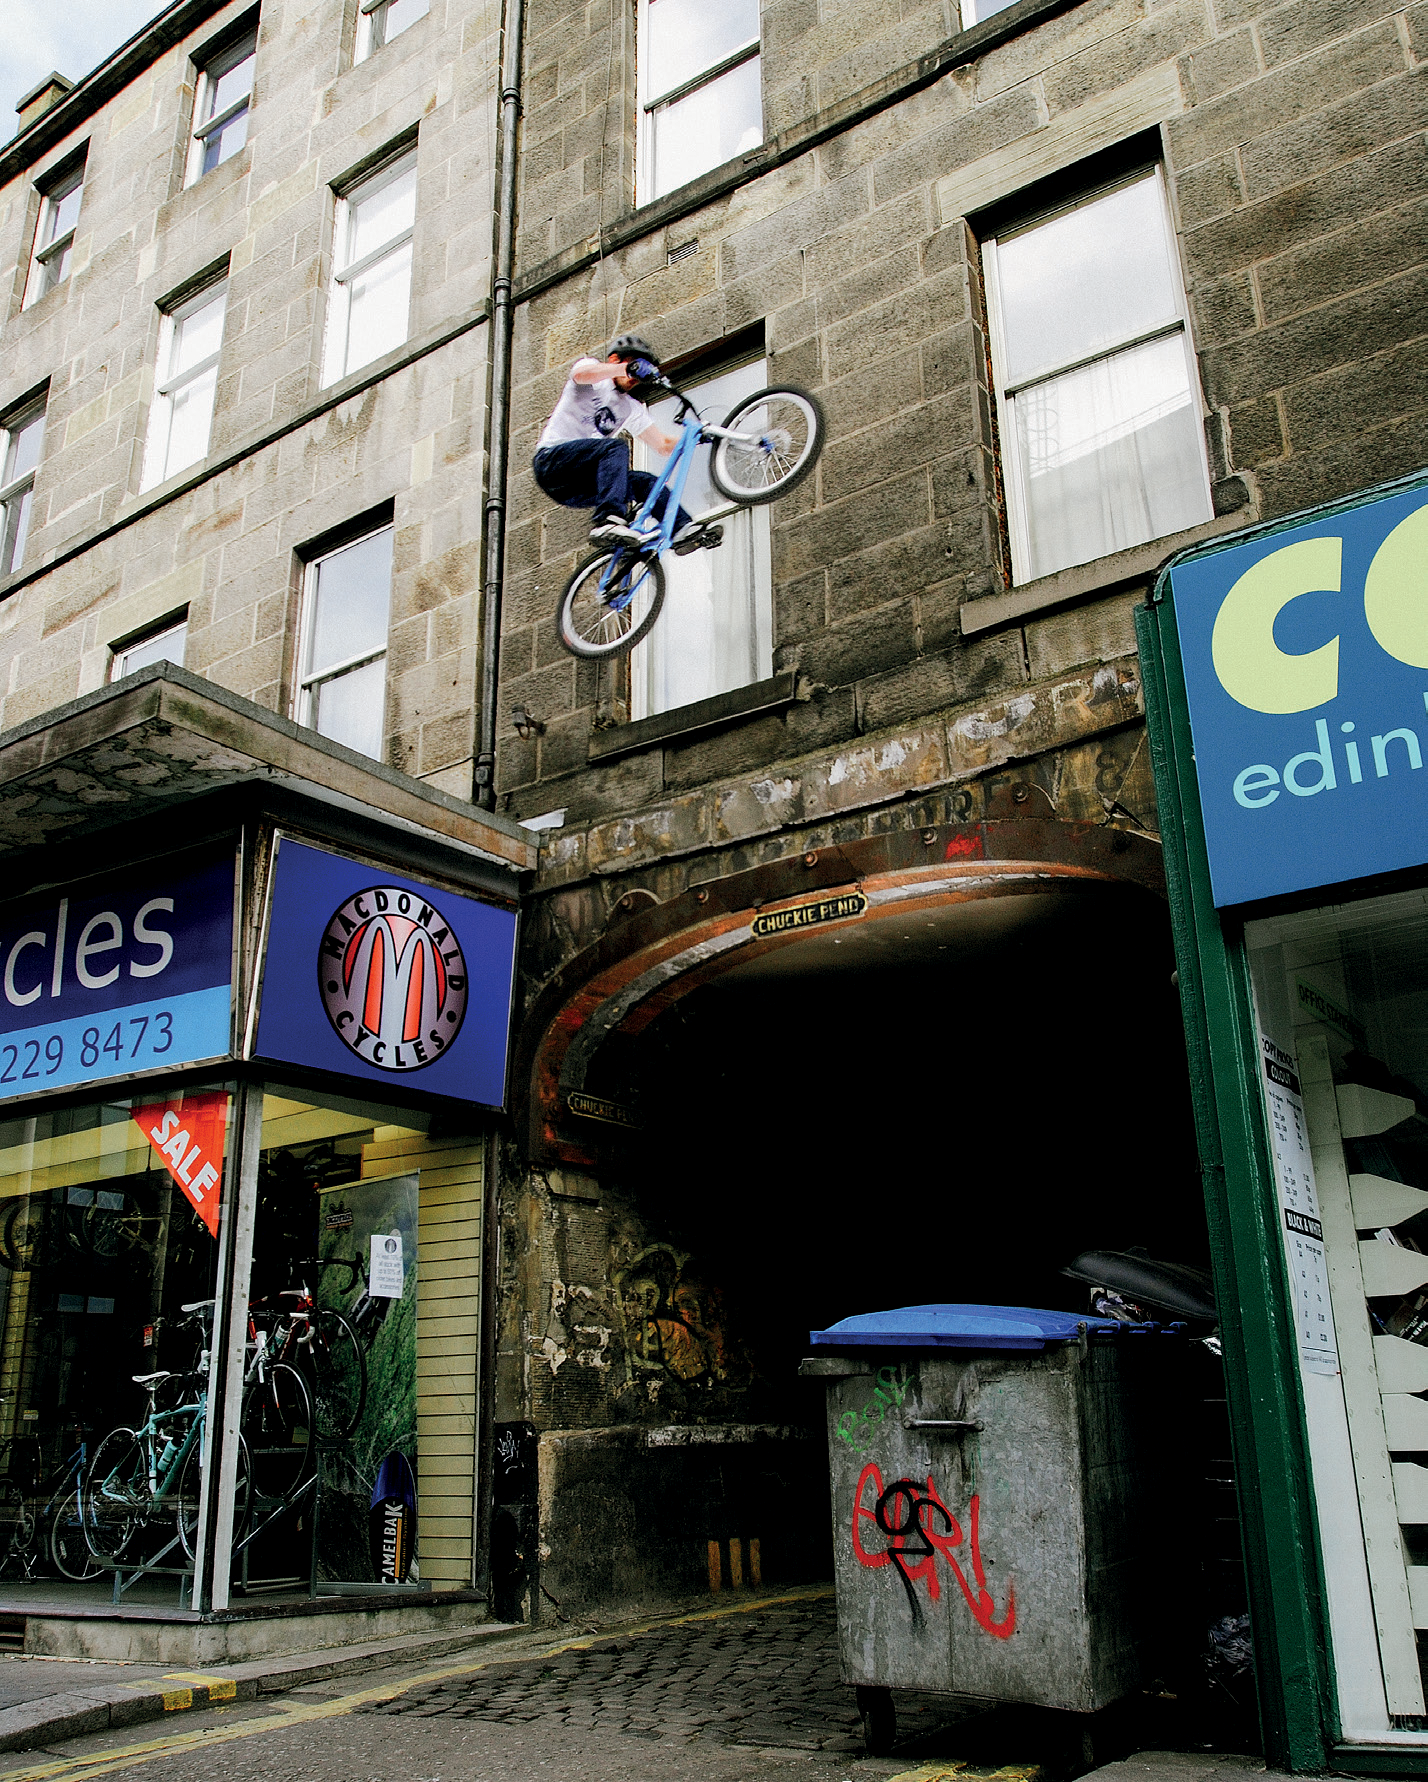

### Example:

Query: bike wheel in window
xmin=176 ymin=1432 xmax=251 ymax=1561
xmin=308 ymin=1310 xmax=367 ymax=1444
xmin=243 ymin=1363 xmax=313 ymax=1503
xmin=0 ymin=1198 xmax=47 ymax=1273
xmin=709 ymin=386 xmax=824 ymax=506
xmin=83 ymin=1428 xmax=144 ymax=1562
xmin=49 ymin=1486 xmax=102 ymax=1580
xmin=0 ymin=1480 xmax=33 ymax=1573
xmin=556 ymin=550 xmax=666 ymax=660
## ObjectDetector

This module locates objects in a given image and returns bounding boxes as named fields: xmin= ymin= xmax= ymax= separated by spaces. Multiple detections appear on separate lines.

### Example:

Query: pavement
xmin=0 ymin=1588 xmax=1288 ymax=1782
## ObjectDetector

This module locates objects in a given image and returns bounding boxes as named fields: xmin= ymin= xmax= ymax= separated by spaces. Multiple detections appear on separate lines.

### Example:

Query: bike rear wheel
xmin=556 ymin=549 xmax=666 ymax=660
xmin=243 ymin=1363 xmax=313 ymax=1504
xmin=49 ymin=1486 xmax=101 ymax=1580
xmin=308 ymin=1310 xmax=367 ymax=1444
xmin=84 ymin=1428 xmax=143 ymax=1562
xmin=709 ymin=386 xmax=824 ymax=505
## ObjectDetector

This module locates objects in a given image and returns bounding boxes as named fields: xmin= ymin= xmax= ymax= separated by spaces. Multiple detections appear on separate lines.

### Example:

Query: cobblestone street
xmin=361 ymin=1592 xmax=975 ymax=1759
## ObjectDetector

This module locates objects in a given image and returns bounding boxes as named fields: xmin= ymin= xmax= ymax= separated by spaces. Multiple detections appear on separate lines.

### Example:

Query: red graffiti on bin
xmin=944 ymin=833 xmax=980 ymax=859
xmin=852 ymin=1460 xmax=1016 ymax=1639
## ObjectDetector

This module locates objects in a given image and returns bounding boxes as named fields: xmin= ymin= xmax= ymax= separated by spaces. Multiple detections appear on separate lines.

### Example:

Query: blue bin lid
xmin=809 ymin=1303 xmax=1122 ymax=1352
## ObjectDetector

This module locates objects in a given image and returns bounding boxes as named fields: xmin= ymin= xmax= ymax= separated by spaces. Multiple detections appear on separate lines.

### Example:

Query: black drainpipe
xmin=475 ymin=0 xmax=525 ymax=810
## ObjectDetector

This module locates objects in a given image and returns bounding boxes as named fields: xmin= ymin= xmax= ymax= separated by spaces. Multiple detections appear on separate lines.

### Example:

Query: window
xmin=355 ymin=0 xmax=429 ymax=61
xmin=959 ymin=0 xmax=1023 ymax=24
xmin=321 ymin=152 xmax=416 ymax=386
xmin=637 ymin=0 xmax=761 ymax=205
xmin=141 ymin=282 xmax=227 ymax=490
xmin=0 ymin=400 xmax=46 ymax=577
xmin=298 ymin=524 xmax=392 ymax=759
xmin=982 ymin=165 xmax=1212 ymax=585
xmin=630 ymin=358 xmax=772 ymax=720
xmin=24 ymin=156 xmax=85 ymax=306
xmin=187 ymin=28 xmax=256 ymax=184
xmin=110 ymin=616 xmax=188 ymax=680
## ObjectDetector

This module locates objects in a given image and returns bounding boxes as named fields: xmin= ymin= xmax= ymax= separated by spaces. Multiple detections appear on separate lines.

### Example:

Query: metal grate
xmin=667 ymin=238 xmax=699 ymax=265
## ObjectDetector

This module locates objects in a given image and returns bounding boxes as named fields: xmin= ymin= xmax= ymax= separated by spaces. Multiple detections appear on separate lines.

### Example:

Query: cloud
xmin=2 ymin=0 xmax=166 ymax=128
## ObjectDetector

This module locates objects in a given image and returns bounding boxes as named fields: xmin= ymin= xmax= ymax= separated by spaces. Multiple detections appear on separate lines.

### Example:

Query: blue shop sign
xmin=0 ymin=849 xmax=236 ymax=1098
xmin=1168 ymin=473 xmax=1428 ymax=906
xmin=252 ymin=838 xmax=517 ymax=1108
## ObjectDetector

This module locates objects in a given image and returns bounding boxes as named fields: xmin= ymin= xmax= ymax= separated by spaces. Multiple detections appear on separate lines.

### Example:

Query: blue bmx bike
xmin=555 ymin=380 xmax=825 ymax=659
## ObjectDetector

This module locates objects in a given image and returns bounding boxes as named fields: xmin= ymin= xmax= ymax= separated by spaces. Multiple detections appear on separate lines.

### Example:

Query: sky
xmin=4 ymin=0 xmax=168 ymax=127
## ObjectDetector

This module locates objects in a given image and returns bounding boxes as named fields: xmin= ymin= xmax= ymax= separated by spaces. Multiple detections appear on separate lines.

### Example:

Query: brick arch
xmin=516 ymin=817 xmax=1165 ymax=1163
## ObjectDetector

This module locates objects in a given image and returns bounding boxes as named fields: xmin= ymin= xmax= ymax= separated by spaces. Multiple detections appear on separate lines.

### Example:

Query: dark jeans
xmin=533 ymin=439 xmax=690 ymax=530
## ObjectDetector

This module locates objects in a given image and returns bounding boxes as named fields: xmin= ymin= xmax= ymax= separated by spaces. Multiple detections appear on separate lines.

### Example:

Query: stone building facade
xmin=490 ymin=0 xmax=1428 ymax=1697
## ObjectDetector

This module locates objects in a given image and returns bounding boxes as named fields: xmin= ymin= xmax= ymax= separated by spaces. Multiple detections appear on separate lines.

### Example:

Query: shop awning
xmin=0 ymin=663 xmax=535 ymax=875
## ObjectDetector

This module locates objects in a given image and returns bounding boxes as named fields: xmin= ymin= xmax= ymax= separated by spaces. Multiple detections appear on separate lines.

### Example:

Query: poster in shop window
xmin=1261 ymin=1033 xmax=1340 ymax=1375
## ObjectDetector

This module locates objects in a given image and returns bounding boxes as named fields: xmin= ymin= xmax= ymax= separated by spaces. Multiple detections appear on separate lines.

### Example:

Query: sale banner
xmin=131 ymin=1092 xmax=229 ymax=1237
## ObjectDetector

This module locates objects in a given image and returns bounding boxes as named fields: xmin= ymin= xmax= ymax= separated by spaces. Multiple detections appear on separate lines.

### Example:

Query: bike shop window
xmin=0 ymin=1088 xmax=230 ymax=1588
xmin=0 ymin=397 xmax=46 ymax=578
xmin=24 ymin=152 xmax=85 ymax=307
xmin=321 ymin=150 xmax=417 ymax=386
xmin=187 ymin=27 xmax=257 ymax=185
xmin=636 ymin=0 xmax=761 ymax=204
xmin=1247 ymin=888 xmax=1428 ymax=1723
xmin=981 ymin=162 xmax=1212 ymax=585
xmin=110 ymin=615 xmax=188 ymax=681
xmin=140 ymin=281 xmax=228 ymax=491
xmin=355 ymin=0 xmax=428 ymax=61
xmin=630 ymin=357 xmax=772 ymax=720
xmin=297 ymin=521 xmax=392 ymax=760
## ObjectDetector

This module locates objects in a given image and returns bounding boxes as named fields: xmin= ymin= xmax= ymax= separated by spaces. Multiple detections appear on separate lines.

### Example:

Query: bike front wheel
xmin=243 ymin=1363 xmax=314 ymax=1504
xmin=308 ymin=1310 xmax=367 ymax=1445
xmin=49 ymin=1487 xmax=102 ymax=1580
xmin=556 ymin=550 xmax=666 ymax=660
xmin=84 ymin=1428 xmax=143 ymax=1562
xmin=710 ymin=386 xmax=824 ymax=506
xmin=176 ymin=1433 xmax=252 ymax=1561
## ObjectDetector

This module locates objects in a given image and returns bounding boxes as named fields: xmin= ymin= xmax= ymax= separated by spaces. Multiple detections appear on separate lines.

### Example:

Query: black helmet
xmin=606 ymin=332 xmax=660 ymax=366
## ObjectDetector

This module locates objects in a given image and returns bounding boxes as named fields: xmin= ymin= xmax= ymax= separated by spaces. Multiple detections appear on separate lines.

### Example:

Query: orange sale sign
xmin=131 ymin=1092 xmax=229 ymax=1237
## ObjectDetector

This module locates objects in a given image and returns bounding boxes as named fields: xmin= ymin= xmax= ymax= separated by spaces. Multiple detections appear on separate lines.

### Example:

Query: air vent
xmin=667 ymin=238 xmax=699 ymax=266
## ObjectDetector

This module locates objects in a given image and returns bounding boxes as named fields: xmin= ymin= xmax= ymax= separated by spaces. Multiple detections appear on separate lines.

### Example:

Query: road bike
xmin=555 ymin=381 xmax=824 ymax=660
xmin=251 ymin=1256 xmax=367 ymax=1445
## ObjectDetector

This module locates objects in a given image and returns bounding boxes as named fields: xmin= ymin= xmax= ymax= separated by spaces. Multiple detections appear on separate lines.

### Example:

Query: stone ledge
xmin=587 ymin=673 xmax=801 ymax=763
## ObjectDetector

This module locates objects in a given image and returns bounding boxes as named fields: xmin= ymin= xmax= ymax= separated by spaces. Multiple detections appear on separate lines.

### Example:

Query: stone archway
xmin=516 ymin=816 xmax=1164 ymax=1163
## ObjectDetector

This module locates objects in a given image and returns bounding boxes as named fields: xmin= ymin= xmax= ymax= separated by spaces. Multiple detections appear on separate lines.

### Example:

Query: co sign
xmin=318 ymin=886 xmax=468 ymax=1072
xmin=1169 ymin=479 xmax=1428 ymax=907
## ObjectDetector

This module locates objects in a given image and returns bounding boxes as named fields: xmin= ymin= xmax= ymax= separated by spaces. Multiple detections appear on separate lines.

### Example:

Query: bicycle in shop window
xmin=248 ymin=1256 xmax=369 ymax=1447
xmin=554 ymin=380 xmax=824 ymax=659
xmin=0 ymin=1420 xmax=102 ymax=1581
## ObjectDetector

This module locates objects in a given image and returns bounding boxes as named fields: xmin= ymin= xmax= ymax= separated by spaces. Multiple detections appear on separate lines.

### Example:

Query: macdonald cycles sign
xmin=1166 ymin=473 xmax=1428 ymax=906
xmin=252 ymin=837 xmax=518 ymax=1107
xmin=0 ymin=850 xmax=235 ymax=1100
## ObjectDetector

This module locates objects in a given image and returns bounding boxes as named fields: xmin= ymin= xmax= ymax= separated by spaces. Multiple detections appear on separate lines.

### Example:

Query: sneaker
xmin=670 ymin=521 xmax=724 ymax=556
xmin=589 ymin=518 xmax=646 ymax=550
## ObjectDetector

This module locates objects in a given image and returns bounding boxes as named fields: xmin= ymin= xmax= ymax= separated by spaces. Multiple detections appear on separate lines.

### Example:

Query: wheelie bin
xmin=801 ymin=1303 xmax=1190 ymax=1749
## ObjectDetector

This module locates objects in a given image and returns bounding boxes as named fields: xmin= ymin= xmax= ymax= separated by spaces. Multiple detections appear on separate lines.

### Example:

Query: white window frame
xmin=959 ymin=0 xmax=1024 ymax=27
xmin=320 ymin=150 xmax=417 ymax=388
xmin=0 ymin=399 xmax=47 ymax=578
xmin=24 ymin=158 xmax=85 ymax=307
xmin=296 ymin=522 xmax=393 ymax=760
xmin=109 ymin=616 xmax=188 ymax=681
xmin=629 ymin=354 xmax=772 ymax=722
xmin=355 ymin=0 xmax=429 ymax=62
xmin=982 ymin=163 xmax=1213 ymax=587
xmin=140 ymin=281 xmax=228 ymax=492
xmin=635 ymin=0 xmax=761 ymax=207
xmin=186 ymin=28 xmax=257 ymax=186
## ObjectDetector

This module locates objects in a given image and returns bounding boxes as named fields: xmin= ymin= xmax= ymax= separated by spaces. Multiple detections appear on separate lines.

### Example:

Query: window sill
xmin=959 ymin=483 xmax=1255 ymax=635
xmin=588 ymin=672 xmax=801 ymax=762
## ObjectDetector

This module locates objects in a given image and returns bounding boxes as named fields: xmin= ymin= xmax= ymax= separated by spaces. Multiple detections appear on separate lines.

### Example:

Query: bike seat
xmin=132 ymin=1371 xmax=173 ymax=1387
xmin=181 ymin=1299 xmax=215 ymax=1315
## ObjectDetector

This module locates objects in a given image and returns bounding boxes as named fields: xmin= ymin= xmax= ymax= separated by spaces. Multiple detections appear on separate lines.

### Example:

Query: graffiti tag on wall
xmin=852 ymin=1461 xmax=1016 ymax=1640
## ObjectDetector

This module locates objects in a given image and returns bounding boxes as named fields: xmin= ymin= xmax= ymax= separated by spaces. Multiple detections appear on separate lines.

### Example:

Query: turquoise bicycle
xmin=555 ymin=380 xmax=824 ymax=659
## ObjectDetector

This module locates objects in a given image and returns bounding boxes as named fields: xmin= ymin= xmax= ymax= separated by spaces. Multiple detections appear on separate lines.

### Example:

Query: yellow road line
xmin=0 ymin=1585 xmax=835 ymax=1782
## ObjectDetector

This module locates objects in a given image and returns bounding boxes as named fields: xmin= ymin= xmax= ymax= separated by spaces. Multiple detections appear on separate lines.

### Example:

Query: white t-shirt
xmin=536 ymin=360 xmax=657 ymax=450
